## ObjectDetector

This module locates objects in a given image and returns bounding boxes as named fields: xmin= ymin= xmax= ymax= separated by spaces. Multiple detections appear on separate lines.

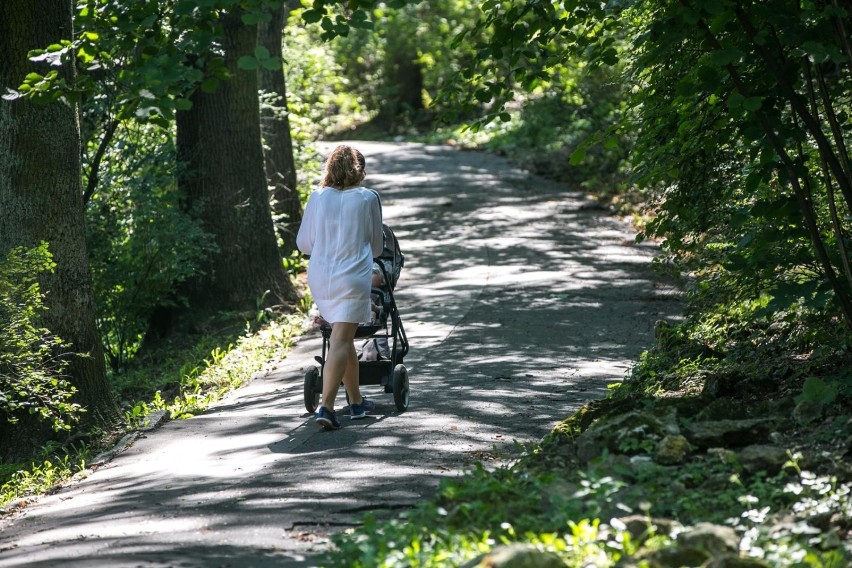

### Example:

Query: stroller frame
xmin=303 ymin=228 xmax=410 ymax=413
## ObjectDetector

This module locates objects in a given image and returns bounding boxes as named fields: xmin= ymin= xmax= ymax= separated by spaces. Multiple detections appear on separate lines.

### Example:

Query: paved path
xmin=0 ymin=142 xmax=680 ymax=567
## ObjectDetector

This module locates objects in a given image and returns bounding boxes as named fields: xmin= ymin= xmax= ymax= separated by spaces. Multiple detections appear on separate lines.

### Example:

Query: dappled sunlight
xmin=0 ymin=142 xmax=680 ymax=567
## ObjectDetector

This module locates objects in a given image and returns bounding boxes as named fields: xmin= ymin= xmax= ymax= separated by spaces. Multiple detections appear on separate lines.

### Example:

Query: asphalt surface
xmin=0 ymin=141 xmax=680 ymax=567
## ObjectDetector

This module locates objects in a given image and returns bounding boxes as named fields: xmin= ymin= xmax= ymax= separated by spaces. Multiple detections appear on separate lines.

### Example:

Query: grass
xmin=0 ymin=310 xmax=308 ymax=510
xmin=324 ymin=312 xmax=852 ymax=567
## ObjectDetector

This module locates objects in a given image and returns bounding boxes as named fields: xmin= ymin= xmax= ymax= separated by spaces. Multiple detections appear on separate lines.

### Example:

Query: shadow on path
xmin=0 ymin=142 xmax=680 ymax=568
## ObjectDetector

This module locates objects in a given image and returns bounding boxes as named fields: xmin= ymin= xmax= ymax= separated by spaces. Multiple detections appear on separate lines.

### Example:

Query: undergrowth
xmin=325 ymin=307 xmax=852 ymax=567
xmin=0 ymin=312 xmax=307 ymax=510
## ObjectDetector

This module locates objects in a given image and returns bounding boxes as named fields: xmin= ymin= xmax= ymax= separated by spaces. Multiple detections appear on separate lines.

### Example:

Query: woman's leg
xmin=321 ymin=322 xmax=359 ymax=409
xmin=341 ymin=338 xmax=363 ymax=405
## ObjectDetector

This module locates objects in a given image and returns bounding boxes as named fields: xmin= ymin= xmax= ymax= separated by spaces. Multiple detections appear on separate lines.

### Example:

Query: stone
xmin=615 ymin=514 xmax=681 ymax=541
xmin=676 ymin=523 xmax=740 ymax=555
xmin=707 ymin=555 xmax=772 ymax=567
xmin=644 ymin=546 xmax=711 ymax=567
xmin=654 ymin=434 xmax=693 ymax=465
xmin=736 ymin=445 xmax=789 ymax=475
xmin=792 ymin=399 xmax=825 ymax=426
xmin=576 ymin=410 xmax=670 ymax=464
xmin=684 ymin=419 xmax=777 ymax=448
xmin=461 ymin=544 xmax=566 ymax=568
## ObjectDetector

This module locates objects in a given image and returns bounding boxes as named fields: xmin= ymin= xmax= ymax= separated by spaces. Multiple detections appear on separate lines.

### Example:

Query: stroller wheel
xmin=304 ymin=367 xmax=321 ymax=414
xmin=392 ymin=364 xmax=409 ymax=411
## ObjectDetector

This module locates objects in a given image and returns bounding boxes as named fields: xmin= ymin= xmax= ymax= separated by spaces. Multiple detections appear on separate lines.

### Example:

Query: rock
xmin=654 ymin=434 xmax=693 ymax=465
xmin=676 ymin=523 xmax=740 ymax=555
xmin=702 ymin=374 xmax=741 ymax=399
xmin=694 ymin=397 xmax=748 ymax=421
xmin=707 ymin=555 xmax=771 ymax=567
xmin=792 ymin=399 xmax=825 ymax=426
xmin=576 ymin=410 xmax=670 ymax=464
xmin=736 ymin=445 xmax=789 ymax=475
xmin=684 ymin=419 xmax=777 ymax=448
xmin=461 ymin=544 xmax=566 ymax=568
xmin=615 ymin=514 xmax=681 ymax=541
xmin=542 ymin=479 xmax=580 ymax=514
xmin=643 ymin=546 xmax=711 ymax=567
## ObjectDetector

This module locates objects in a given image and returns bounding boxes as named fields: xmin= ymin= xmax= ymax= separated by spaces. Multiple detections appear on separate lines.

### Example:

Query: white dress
xmin=296 ymin=186 xmax=384 ymax=323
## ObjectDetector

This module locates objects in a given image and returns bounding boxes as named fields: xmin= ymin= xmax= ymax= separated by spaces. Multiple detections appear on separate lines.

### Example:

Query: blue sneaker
xmin=315 ymin=406 xmax=341 ymax=430
xmin=349 ymin=398 xmax=376 ymax=420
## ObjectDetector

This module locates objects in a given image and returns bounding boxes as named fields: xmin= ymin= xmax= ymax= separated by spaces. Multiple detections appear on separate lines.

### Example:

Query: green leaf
xmin=742 ymin=96 xmax=763 ymax=111
xmin=726 ymin=91 xmax=745 ymax=110
xmin=604 ymin=137 xmax=620 ymax=150
xmin=680 ymin=7 xmax=700 ymax=25
xmin=569 ymin=147 xmax=586 ymax=166
xmin=800 ymin=41 xmax=829 ymax=63
xmin=261 ymin=57 xmax=281 ymax=71
xmin=796 ymin=377 xmax=837 ymax=405
xmin=474 ymin=89 xmax=491 ymax=103
xmin=702 ymin=0 xmax=726 ymax=14
xmin=350 ymin=17 xmax=374 ymax=30
xmin=237 ymin=56 xmax=257 ymax=70
xmin=709 ymin=47 xmax=742 ymax=66
xmin=302 ymin=9 xmax=323 ymax=23
xmin=200 ymin=77 xmax=219 ymax=93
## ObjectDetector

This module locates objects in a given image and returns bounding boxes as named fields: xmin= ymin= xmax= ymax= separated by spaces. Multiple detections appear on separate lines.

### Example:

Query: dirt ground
xmin=0 ymin=141 xmax=681 ymax=567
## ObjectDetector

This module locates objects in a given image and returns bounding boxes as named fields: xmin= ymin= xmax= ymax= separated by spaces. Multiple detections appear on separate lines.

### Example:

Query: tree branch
xmin=82 ymin=118 xmax=119 ymax=206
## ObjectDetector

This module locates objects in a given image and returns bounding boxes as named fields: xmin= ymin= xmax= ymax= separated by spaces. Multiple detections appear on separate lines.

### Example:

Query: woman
xmin=296 ymin=145 xmax=384 ymax=430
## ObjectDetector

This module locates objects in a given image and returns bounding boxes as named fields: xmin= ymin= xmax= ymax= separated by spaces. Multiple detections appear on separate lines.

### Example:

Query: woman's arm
xmin=368 ymin=191 xmax=384 ymax=258
xmin=296 ymin=192 xmax=316 ymax=255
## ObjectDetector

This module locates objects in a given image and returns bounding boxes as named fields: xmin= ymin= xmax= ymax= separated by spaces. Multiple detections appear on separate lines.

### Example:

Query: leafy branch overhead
xmin=451 ymin=0 xmax=852 ymax=328
xmin=4 ymin=0 xmax=296 ymax=127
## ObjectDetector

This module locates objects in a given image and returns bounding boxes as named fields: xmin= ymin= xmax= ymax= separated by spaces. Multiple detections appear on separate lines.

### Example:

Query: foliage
xmin=440 ymin=0 xmax=852 ymax=329
xmin=119 ymin=312 xmax=301 ymax=425
xmin=2 ymin=310 xmax=307 ymax=509
xmin=0 ymin=244 xmax=82 ymax=432
xmin=481 ymin=66 xmax=632 ymax=200
xmin=326 ymin=1 xmax=486 ymax=128
xmin=327 ymin=448 xmax=850 ymax=566
xmin=326 ymin=464 xmax=651 ymax=567
xmin=6 ymin=0 xmax=289 ymax=125
xmin=0 ymin=450 xmax=89 ymax=510
xmin=281 ymin=17 xmax=372 ymax=137
xmin=628 ymin=0 xmax=852 ymax=327
xmin=84 ymin=123 xmax=216 ymax=372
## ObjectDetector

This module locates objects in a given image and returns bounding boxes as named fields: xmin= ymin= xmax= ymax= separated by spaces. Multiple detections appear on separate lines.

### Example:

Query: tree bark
xmin=258 ymin=3 xmax=301 ymax=256
xmin=0 ymin=0 xmax=121 ymax=459
xmin=176 ymin=8 xmax=296 ymax=312
xmin=375 ymin=43 xmax=425 ymax=130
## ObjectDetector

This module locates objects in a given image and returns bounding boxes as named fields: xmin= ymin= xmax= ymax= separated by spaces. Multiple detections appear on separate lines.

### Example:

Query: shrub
xmin=0 ymin=243 xmax=81 ymax=432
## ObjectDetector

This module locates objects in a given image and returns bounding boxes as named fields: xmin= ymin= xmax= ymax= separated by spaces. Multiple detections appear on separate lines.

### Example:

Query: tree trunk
xmin=393 ymin=52 xmax=424 ymax=115
xmin=374 ymin=37 xmax=425 ymax=131
xmin=176 ymin=8 xmax=296 ymax=312
xmin=258 ymin=3 xmax=302 ymax=256
xmin=0 ymin=0 xmax=121 ymax=460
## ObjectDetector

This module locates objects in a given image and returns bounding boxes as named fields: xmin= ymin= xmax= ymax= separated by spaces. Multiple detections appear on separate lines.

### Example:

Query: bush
xmin=84 ymin=123 xmax=216 ymax=372
xmin=0 ymin=243 xmax=81 ymax=432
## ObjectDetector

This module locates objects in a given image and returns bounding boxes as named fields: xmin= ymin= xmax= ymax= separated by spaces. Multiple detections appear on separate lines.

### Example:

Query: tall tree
xmin=0 ymin=0 xmax=120 ymax=458
xmin=176 ymin=6 xmax=296 ymax=312
xmin=258 ymin=1 xmax=302 ymax=255
xmin=446 ymin=0 xmax=852 ymax=328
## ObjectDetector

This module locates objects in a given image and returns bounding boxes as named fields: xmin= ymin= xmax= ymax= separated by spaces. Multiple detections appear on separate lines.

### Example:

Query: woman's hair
xmin=319 ymin=145 xmax=366 ymax=189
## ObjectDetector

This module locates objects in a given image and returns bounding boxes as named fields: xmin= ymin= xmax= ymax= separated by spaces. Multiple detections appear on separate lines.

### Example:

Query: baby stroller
xmin=303 ymin=224 xmax=410 ymax=412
